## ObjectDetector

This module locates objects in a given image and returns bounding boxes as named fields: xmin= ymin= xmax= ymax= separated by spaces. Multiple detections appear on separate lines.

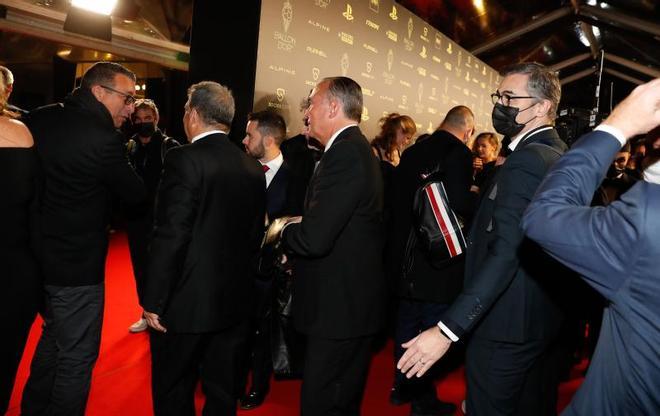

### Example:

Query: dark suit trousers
xmin=301 ymin=335 xmax=373 ymax=416
xmin=149 ymin=320 xmax=250 ymax=416
xmin=126 ymin=213 xmax=152 ymax=303
xmin=465 ymin=335 xmax=558 ymax=416
xmin=243 ymin=278 xmax=274 ymax=395
xmin=21 ymin=283 xmax=104 ymax=416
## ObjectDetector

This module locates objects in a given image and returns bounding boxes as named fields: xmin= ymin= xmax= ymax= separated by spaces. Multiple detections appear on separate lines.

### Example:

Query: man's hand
xmin=144 ymin=311 xmax=167 ymax=333
xmin=397 ymin=326 xmax=452 ymax=379
xmin=603 ymin=77 xmax=660 ymax=139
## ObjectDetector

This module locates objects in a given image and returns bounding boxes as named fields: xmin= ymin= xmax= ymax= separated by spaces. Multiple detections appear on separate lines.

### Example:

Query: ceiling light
xmin=586 ymin=0 xmax=597 ymax=5
xmin=473 ymin=0 xmax=485 ymax=14
xmin=71 ymin=0 xmax=117 ymax=16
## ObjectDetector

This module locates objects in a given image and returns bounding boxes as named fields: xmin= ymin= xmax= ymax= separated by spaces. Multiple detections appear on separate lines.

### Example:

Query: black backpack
xmin=402 ymin=165 xmax=468 ymax=274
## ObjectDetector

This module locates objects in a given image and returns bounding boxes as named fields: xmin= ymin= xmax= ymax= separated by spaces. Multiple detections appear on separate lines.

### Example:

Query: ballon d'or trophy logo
xmin=369 ymin=0 xmax=379 ymax=13
xmin=341 ymin=53 xmax=350 ymax=76
xmin=366 ymin=62 xmax=373 ymax=73
xmin=362 ymin=106 xmax=370 ymax=122
xmin=276 ymin=88 xmax=286 ymax=103
xmin=312 ymin=67 xmax=320 ymax=81
xmin=282 ymin=0 xmax=293 ymax=33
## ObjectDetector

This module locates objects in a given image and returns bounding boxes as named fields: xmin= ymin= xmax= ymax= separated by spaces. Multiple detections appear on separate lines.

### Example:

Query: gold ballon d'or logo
xmin=341 ymin=53 xmax=350 ymax=76
xmin=389 ymin=5 xmax=398 ymax=20
xmin=343 ymin=4 xmax=354 ymax=21
xmin=276 ymin=88 xmax=286 ymax=102
xmin=361 ymin=106 xmax=370 ymax=122
xmin=387 ymin=49 xmax=394 ymax=72
xmin=366 ymin=62 xmax=373 ymax=73
xmin=312 ymin=67 xmax=320 ymax=81
xmin=282 ymin=0 xmax=293 ymax=33
xmin=369 ymin=0 xmax=379 ymax=13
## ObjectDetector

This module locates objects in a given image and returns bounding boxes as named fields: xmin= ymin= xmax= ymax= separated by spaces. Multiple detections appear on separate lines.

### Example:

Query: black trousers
xmin=149 ymin=320 xmax=250 ymax=416
xmin=126 ymin=214 xmax=151 ymax=303
xmin=393 ymin=299 xmax=451 ymax=405
xmin=242 ymin=278 xmax=274 ymax=395
xmin=21 ymin=283 xmax=104 ymax=416
xmin=465 ymin=335 xmax=559 ymax=416
xmin=0 ymin=252 xmax=40 ymax=414
xmin=301 ymin=335 xmax=374 ymax=416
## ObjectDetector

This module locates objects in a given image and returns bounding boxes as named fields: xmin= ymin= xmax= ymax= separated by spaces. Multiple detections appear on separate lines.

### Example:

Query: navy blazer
xmin=523 ymin=130 xmax=660 ymax=415
xmin=266 ymin=160 xmax=305 ymax=220
xmin=441 ymin=127 xmax=569 ymax=342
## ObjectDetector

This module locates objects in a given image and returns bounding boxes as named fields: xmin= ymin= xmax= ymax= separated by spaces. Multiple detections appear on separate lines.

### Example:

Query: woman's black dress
xmin=0 ymin=147 xmax=41 ymax=413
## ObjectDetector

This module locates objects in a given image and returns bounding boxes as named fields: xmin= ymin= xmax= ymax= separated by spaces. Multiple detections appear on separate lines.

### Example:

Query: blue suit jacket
xmin=522 ymin=130 xmax=660 ymax=415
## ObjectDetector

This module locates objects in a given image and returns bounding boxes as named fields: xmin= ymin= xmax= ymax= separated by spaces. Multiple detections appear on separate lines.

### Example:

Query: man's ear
xmin=536 ymin=99 xmax=552 ymax=117
xmin=264 ymin=135 xmax=275 ymax=148
xmin=90 ymin=84 xmax=104 ymax=101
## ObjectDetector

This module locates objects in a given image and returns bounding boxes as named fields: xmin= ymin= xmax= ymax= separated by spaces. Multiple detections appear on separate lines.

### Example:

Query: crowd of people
xmin=0 ymin=59 xmax=658 ymax=416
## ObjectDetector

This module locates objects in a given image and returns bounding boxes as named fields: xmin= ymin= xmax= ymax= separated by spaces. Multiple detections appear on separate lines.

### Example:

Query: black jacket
xmin=283 ymin=126 xmax=387 ymax=339
xmin=442 ymin=126 xmax=569 ymax=342
xmin=25 ymin=88 xmax=146 ymax=286
xmin=143 ymin=133 xmax=266 ymax=333
xmin=389 ymin=129 xmax=476 ymax=303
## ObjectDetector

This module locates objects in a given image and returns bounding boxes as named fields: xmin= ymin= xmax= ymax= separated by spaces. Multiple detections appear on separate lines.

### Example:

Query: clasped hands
xmin=397 ymin=325 xmax=452 ymax=379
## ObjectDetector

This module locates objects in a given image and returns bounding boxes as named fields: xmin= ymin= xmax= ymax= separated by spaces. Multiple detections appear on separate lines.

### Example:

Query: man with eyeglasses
xmin=21 ymin=61 xmax=145 ymax=416
xmin=398 ymin=62 xmax=570 ymax=415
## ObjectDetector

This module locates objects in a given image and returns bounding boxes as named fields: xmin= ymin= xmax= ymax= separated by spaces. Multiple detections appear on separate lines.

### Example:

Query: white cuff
xmin=595 ymin=124 xmax=627 ymax=146
xmin=437 ymin=321 xmax=459 ymax=342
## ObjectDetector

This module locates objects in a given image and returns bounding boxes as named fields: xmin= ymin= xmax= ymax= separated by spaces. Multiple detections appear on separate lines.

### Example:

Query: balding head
xmin=439 ymin=105 xmax=475 ymax=144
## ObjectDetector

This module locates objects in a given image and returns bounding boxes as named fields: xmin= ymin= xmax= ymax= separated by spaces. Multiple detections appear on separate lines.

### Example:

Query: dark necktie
xmin=262 ymin=165 xmax=270 ymax=172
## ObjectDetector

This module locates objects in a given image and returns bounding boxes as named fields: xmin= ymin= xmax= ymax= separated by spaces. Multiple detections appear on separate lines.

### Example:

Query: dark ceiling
xmin=397 ymin=0 xmax=660 ymax=114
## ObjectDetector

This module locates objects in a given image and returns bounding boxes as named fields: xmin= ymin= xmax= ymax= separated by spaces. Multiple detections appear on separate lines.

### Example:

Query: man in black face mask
xmin=126 ymin=99 xmax=180 ymax=332
xmin=592 ymin=142 xmax=637 ymax=206
xmin=398 ymin=62 xmax=569 ymax=416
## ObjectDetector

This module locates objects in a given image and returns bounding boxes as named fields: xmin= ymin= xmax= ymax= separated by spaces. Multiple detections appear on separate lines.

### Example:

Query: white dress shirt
xmin=261 ymin=151 xmax=284 ymax=188
xmin=190 ymin=129 xmax=227 ymax=143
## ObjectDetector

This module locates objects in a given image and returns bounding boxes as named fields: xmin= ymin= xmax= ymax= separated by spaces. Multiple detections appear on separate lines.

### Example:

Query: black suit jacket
xmin=143 ymin=133 xmax=266 ymax=333
xmin=283 ymin=126 xmax=387 ymax=339
xmin=442 ymin=126 xmax=568 ymax=342
xmin=25 ymin=88 xmax=146 ymax=286
xmin=266 ymin=160 xmax=305 ymax=220
xmin=389 ymin=129 xmax=476 ymax=303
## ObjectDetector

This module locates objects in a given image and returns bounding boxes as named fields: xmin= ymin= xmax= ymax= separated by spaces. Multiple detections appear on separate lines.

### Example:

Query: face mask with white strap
xmin=643 ymin=160 xmax=660 ymax=184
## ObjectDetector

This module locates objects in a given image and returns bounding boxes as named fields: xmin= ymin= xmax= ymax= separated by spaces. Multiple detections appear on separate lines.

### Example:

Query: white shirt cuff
xmin=437 ymin=321 xmax=459 ymax=342
xmin=595 ymin=124 xmax=627 ymax=146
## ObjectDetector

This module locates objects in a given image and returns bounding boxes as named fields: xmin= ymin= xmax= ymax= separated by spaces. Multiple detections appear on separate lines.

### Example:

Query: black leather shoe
xmin=411 ymin=398 xmax=457 ymax=416
xmin=240 ymin=391 xmax=266 ymax=410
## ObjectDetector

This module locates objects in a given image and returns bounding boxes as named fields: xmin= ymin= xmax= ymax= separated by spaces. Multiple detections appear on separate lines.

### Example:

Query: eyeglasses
xmin=100 ymin=85 xmax=137 ymax=105
xmin=491 ymin=90 xmax=537 ymax=106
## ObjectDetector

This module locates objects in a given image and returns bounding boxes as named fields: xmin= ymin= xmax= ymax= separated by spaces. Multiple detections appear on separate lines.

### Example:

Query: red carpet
xmin=7 ymin=232 xmax=583 ymax=415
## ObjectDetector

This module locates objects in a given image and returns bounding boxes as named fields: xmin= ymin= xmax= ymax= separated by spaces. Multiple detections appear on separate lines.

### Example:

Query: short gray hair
xmin=501 ymin=62 xmax=561 ymax=121
xmin=323 ymin=76 xmax=363 ymax=122
xmin=187 ymin=81 xmax=235 ymax=128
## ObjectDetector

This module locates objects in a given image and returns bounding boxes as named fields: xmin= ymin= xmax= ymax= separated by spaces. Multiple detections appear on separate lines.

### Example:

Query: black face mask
xmin=606 ymin=164 xmax=625 ymax=179
xmin=134 ymin=122 xmax=156 ymax=138
xmin=491 ymin=102 xmax=536 ymax=138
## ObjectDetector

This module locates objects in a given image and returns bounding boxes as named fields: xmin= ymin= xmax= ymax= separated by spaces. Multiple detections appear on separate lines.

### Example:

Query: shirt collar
xmin=191 ymin=129 xmax=227 ymax=143
xmin=262 ymin=151 xmax=284 ymax=173
xmin=508 ymin=125 xmax=553 ymax=152
xmin=325 ymin=124 xmax=358 ymax=152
